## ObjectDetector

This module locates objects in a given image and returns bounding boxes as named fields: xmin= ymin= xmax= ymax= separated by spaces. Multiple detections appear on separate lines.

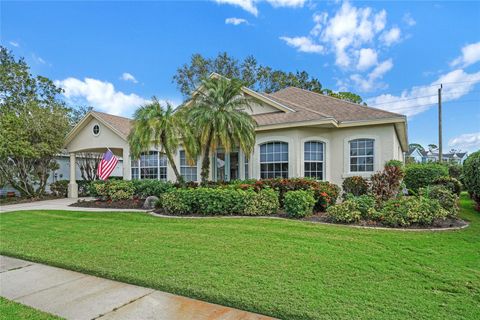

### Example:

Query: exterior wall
xmin=247 ymin=124 xmax=399 ymax=187
xmin=244 ymin=100 xmax=282 ymax=115
xmin=67 ymin=118 xmax=129 ymax=153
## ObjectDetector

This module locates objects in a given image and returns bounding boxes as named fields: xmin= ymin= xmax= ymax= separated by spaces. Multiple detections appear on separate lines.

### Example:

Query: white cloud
xmin=351 ymin=58 xmax=393 ymax=91
xmin=214 ymin=0 xmax=304 ymax=16
xmin=215 ymin=0 xmax=258 ymax=16
xmin=357 ymin=48 xmax=378 ymax=70
xmin=120 ymin=72 xmax=138 ymax=83
xmin=225 ymin=17 xmax=248 ymax=25
xmin=9 ymin=41 xmax=19 ymax=47
xmin=280 ymin=36 xmax=324 ymax=53
xmin=380 ymin=27 xmax=401 ymax=46
xmin=402 ymin=13 xmax=416 ymax=27
xmin=55 ymin=77 xmax=148 ymax=116
xmin=450 ymin=42 xmax=480 ymax=68
xmin=266 ymin=0 xmax=305 ymax=8
xmin=366 ymin=69 xmax=480 ymax=117
xmin=449 ymin=132 xmax=480 ymax=152
xmin=32 ymin=53 xmax=46 ymax=65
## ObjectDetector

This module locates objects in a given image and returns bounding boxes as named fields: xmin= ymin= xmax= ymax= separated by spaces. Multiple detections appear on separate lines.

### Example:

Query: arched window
xmin=260 ymin=142 xmax=288 ymax=178
xmin=349 ymin=139 xmax=374 ymax=172
xmin=304 ymin=141 xmax=324 ymax=180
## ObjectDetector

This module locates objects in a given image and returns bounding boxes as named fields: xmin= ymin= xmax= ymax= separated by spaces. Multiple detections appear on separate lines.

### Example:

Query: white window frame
xmin=349 ymin=138 xmax=375 ymax=173
xmin=180 ymin=150 xmax=197 ymax=182
xmin=259 ymin=141 xmax=289 ymax=179
xmin=303 ymin=140 xmax=325 ymax=180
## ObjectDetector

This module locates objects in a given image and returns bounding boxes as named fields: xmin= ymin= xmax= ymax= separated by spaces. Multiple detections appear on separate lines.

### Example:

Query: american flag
xmin=97 ymin=149 xmax=119 ymax=180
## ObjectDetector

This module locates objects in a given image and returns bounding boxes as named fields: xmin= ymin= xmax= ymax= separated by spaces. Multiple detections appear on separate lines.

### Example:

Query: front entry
xmin=214 ymin=150 xmax=239 ymax=182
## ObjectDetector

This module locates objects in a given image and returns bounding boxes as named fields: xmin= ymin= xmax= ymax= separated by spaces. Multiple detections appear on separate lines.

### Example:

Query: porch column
xmin=68 ymin=152 xmax=78 ymax=198
xmin=123 ymin=147 xmax=131 ymax=180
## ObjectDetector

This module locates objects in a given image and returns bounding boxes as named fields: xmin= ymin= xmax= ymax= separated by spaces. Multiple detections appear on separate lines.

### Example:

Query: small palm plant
xmin=128 ymin=97 xmax=197 ymax=183
xmin=186 ymin=76 xmax=256 ymax=183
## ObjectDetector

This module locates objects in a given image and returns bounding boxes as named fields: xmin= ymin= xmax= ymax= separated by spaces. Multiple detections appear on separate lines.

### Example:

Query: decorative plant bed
xmin=301 ymin=212 xmax=469 ymax=230
xmin=70 ymin=198 xmax=144 ymax=209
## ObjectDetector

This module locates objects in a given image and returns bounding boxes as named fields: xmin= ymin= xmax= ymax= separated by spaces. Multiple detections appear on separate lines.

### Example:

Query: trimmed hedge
xmin=132 ymin=179 xmax=174 ymax=198
xmin=404 ymin=163 xmax=448 ymax=192
xmin=463 ymin=150 xmax=480 ymax=209
xmin=159 ymin=188 xmax=279 ymax=216
xmin=284 ymin=190 xmax=316 ymax=218
xmin=326 ymin=200 xmax=362 ymax=223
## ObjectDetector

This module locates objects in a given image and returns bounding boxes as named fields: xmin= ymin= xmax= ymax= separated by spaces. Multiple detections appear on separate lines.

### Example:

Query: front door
xmin=214 ymin=150 xmax=239 ymax=182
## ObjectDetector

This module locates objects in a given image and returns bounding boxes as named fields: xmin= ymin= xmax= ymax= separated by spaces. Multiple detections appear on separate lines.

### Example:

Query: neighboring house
xmin=407 ymin=147 xmax=468 ymax=164
xmin=63 ymin=84 xmax=408 ymax=198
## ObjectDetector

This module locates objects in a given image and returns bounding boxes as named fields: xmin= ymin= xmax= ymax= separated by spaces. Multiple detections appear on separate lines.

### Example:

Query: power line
xmin=368 ymin=90 xmax=480 ymax=108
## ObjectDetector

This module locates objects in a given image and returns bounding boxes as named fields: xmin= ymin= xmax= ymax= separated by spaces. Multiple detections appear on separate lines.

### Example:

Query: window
xmin=180 ymin=150 xmax=197 ymax=182
xmin=131 ymin=151 xmax=168 ymax=180
xmin=349 ymin=139 xmax=374 ymax=172
xmin=260 ymin=142 xmax=288 ymax=178
xmin=92 ymin=124 xmax=100 ymax=135
xmin=304 ymin=141 xmax=324 ymax=180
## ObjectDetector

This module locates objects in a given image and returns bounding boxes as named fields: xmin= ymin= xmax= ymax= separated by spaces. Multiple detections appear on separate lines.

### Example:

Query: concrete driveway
xmin=0 ymin=197 xmax=147 ymax=213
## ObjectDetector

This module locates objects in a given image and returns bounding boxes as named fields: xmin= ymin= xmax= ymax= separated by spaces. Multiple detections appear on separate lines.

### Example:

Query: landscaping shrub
xmin=421 ymin=185 xmax=459 ymax=218
xmin=284 ymin=190 xmax=316 ymax=218
xmin=432 ymin=176 xmax=462 ymax=196
xmin=404 ymin=163 xmax=448 ymax=193
xmin=371 ymin=165 xmax=405 ymax=202
xmin=313 ymin=181 xmax=340 ymax=211
xmin=448 ymin=163 xmax=463 ymax=180
xmin=160 ymin=189 xmax=193 ymax=215
xmin=345 ymin=194 xmax=376 ymax=218
xmin=244 ymin=189 xmax=280 ymax=216
xmin=380 ymin=196 xmax=448 ymax=227
xmin=160 ymin=188 xmax=279 ymax=216
xmin=50 ymin=180 xmax=69 ymax=197
xmin=91 ymin=180 xmax=134 ymax=201
xmin=385 ymin=159 xmax=404 ymax=168
xmin=132 ymin=179 xmax=174 ymax=198
xmin=326 ymin=200 xmax=362 ymax=223
xmin=108 ymin=180 xmax=135 ymax=201
xmin=463 ymin=150 xmax=480 ymax=209
xmin=342 ymin=176 xmax=369 ymax=197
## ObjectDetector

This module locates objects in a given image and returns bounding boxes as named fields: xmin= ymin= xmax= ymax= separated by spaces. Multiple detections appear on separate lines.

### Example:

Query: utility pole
xmin=438 ymin=84 xmax=443 ymax=163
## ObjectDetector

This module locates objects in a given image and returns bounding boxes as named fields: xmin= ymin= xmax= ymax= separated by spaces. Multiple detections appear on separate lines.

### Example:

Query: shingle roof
xmin=261 ymin=87 xmax=405 ymax=124
xmin=92 ymin=111 xmax=132 ymax=138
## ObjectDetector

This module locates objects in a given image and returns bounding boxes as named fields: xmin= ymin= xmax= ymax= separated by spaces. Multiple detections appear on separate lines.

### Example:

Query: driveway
xmin=0 ymin=198 xmax=147 ymax=213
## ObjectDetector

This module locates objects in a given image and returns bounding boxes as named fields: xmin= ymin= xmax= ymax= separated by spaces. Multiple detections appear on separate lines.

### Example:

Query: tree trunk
xmin=200 ymin=130 xmax=213 ymax=184
xmin=165 ymin=148 xmax=184 ymax=183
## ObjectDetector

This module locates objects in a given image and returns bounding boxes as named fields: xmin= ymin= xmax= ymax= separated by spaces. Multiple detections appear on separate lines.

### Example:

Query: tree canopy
xmin=174 ymin=52 xmax=366 ymax=105
xmin=0 ymin=46 xmax=70 ymax=196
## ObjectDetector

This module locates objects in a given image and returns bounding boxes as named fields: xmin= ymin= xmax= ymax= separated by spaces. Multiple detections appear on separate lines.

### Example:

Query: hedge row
xmin=159 ymin=188 xmax=279 ymax=216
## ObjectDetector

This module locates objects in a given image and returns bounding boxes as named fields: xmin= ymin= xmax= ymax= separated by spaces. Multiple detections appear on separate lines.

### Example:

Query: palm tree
xmin=186 ymin=77 xmax=256 ymax=183
xmin=128 ymin=97 xmax=196 ymax=182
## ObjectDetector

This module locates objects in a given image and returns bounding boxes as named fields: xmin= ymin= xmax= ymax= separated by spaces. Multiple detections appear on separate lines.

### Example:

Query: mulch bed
xmin=70 ymin=199 xmax=144 ymax=209
xmin=0 ymin=195 xmax=63 ymax=206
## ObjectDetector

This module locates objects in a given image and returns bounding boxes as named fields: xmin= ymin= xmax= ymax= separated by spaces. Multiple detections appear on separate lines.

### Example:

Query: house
xmin=64 ymin=84 xmax=408 ymax=198
xmin=407 ymin=147 xmax=468 ymax=164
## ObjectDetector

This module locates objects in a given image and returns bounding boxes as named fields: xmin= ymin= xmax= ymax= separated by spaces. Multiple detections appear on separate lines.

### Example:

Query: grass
xmin=0 ymin=194 xmax=479 ymax=319
xmin=0 ymin=297 xmax=62 ymax=320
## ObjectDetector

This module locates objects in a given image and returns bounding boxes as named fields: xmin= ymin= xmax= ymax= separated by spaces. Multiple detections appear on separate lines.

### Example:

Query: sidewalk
xmin=0 ymin=198 xmax=147 ymax=213
xmin=0 ymin=255 xmax=276 ymax=320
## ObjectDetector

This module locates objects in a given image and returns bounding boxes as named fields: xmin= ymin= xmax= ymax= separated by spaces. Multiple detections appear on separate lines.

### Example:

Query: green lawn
xmin=1 ymin=194 xmax=479 ymax=320
xmin=0 ymin=297 xmax=62 ymax=320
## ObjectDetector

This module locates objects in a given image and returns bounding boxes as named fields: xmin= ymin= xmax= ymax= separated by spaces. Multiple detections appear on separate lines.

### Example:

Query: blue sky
xmin=2 ymin=0 xmax=480 ymax=152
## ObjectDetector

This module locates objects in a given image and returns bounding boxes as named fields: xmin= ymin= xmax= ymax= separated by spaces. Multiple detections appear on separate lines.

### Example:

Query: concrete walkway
xmin=0 ymin=256 xmax=276 ymax=320
xmin=0 ymin=198 xmax=147 ymax=213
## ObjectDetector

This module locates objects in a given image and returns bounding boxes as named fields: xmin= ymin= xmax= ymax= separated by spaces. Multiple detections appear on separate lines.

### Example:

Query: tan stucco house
xmin=64 ymin=85 xmax=408 ymax=198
